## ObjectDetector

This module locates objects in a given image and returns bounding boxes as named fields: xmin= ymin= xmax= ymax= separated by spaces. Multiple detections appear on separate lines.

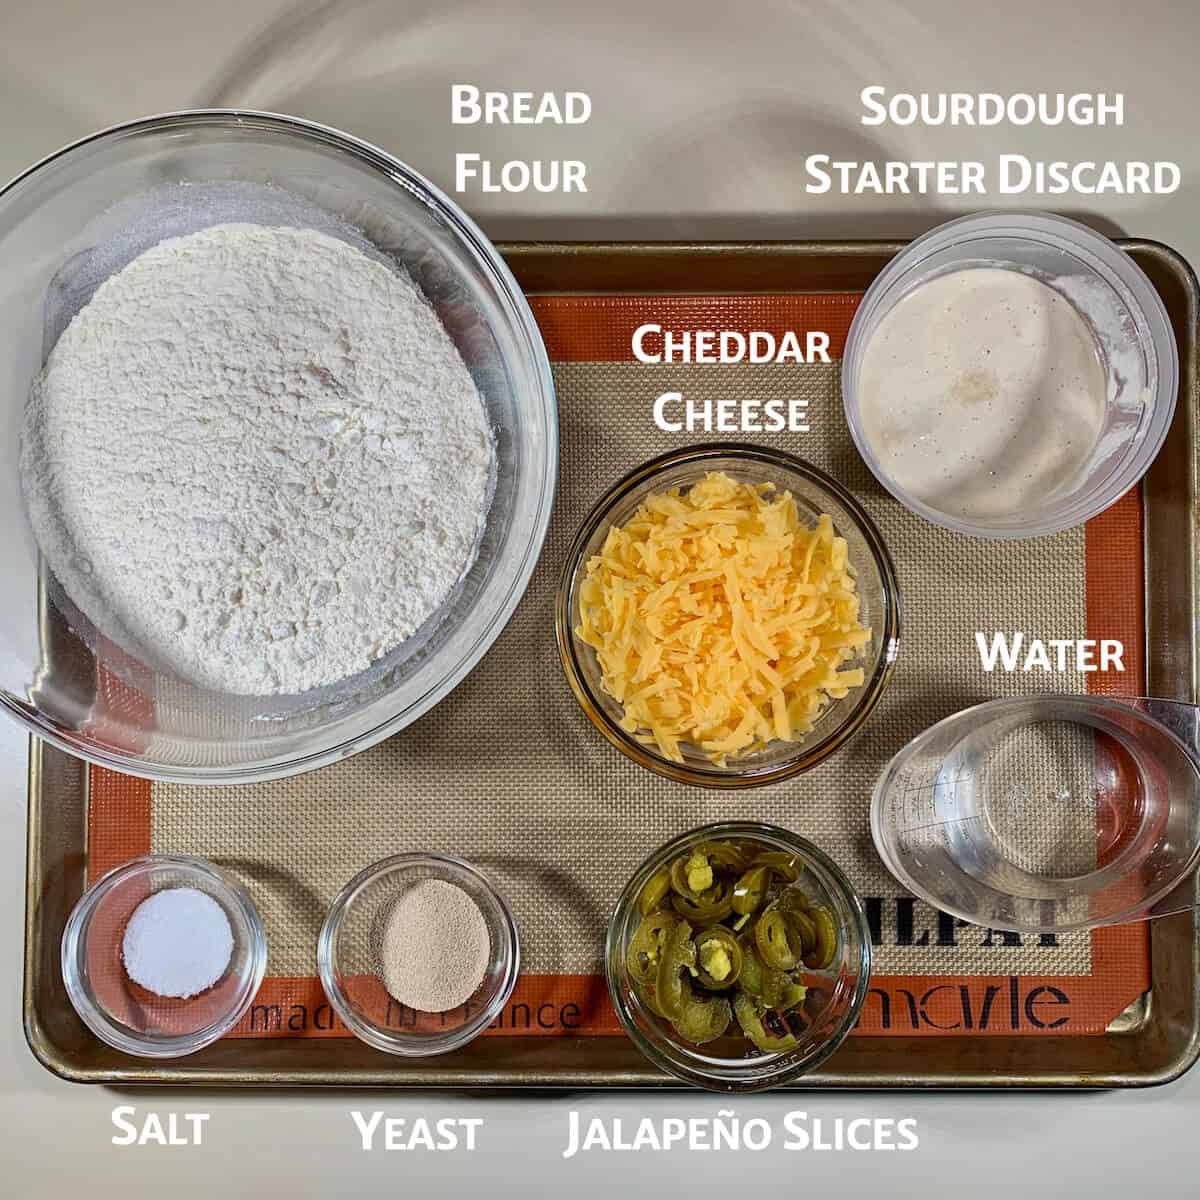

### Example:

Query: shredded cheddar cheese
xmin=576 ymin=471 xmax=870 ymax=765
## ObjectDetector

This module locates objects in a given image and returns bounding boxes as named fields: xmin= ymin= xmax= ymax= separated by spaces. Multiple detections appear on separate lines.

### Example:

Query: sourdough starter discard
xmin=857 ymin=268 xmax=1107 ymax=521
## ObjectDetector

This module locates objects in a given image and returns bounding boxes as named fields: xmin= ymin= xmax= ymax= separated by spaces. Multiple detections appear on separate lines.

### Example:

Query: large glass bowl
xmin=0 ymin=111 xmax=556 ymax=781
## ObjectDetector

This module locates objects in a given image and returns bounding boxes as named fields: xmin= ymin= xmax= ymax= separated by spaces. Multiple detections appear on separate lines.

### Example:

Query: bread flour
xmin=21 ymin=222 xmax=495 ymax=695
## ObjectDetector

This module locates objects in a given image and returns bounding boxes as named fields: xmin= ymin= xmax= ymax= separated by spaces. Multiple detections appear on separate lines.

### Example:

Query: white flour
xmin=22 ymin=223 xmax=495 ymax=695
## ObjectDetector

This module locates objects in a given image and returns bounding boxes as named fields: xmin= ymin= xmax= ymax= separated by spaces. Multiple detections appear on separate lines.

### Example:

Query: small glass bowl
xmin=842 ymin=211 xmax=1178 ymax=539
xmin=61 ymin=854 xmax=267 ymax=1058
xmin=556 ymin=443 xmax=900 ymax=787
xmin=606 ymin=822 xmax=872 ymax=1092
xmin=318 ymin=853 xmax=520 ymax=1056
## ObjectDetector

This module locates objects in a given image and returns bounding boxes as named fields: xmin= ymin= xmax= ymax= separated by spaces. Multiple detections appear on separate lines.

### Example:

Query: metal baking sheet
xmin=23 ymin=240 xmax=1200 ymax=1087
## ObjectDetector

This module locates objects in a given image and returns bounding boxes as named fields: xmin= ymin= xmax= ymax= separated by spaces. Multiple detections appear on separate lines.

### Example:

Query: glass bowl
xmin=61 ymin=854 xmax=267 ymax=1058
xmin=556 ymin=443 xmax=900 ymax=787
xmin=0 ymin=109 xmax=557 ymax=782
xmin=317 ymin=853 xmax=520 ymax=1057
xmin=842 ymin=211 xmax=1178 ymax=539
xmin=606 ymin=822 xmax=872 ymax=1092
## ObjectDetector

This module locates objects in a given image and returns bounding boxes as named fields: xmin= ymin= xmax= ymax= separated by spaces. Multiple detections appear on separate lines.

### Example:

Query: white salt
xmin=122 ymin=887 xmax=234 ymax=998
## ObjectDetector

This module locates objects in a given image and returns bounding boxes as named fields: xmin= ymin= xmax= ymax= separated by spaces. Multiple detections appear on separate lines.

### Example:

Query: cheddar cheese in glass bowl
xmin=556 ymin=444 xmax=900 ymax=787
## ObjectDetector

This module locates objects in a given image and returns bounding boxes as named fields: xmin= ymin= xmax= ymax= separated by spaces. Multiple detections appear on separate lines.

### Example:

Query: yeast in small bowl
xmin=318 ymin=853 xmax=520 ymax=1057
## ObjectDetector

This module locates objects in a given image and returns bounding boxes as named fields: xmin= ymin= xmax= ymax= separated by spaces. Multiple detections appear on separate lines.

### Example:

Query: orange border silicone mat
xmin=84 ymin=289 xmax=1150 ymax=1043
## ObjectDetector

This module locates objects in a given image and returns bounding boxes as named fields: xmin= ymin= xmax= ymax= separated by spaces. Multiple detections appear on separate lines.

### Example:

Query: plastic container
xmin=61 ymin=854 xmax=267 ymax=1058
xmin=843 ymin=211 xmax=1178 ymax=539
xmin=606 ymin=822 xmax=872 ymax=1092
xmin=556 ymin=444 xmax=901 ymax=788
xmin=871 ymin=695 xmax=1200 ymax=932
xmin=0 ymin=110 xmax=557 ymax=782
xmin=318 ymin=853 xmax=520 ymax=1057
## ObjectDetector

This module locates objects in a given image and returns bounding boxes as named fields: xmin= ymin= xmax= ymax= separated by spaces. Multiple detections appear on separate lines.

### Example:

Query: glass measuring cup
xmin=871 ymin=695 xmax=1200 ymax=932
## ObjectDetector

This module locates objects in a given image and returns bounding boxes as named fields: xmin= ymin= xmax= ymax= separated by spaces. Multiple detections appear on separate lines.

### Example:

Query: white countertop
xmin=2 ymin=2 xmax=1197 ymax=1194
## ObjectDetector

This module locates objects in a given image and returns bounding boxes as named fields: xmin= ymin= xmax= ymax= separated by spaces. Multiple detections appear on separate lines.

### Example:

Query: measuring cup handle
xmin=1129 ymin=697 xmax=1200 ymax=766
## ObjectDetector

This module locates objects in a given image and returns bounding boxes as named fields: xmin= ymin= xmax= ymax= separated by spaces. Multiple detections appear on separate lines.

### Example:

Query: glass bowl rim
xmin=317 ymin=851 xmax=521 ymax=1057
xmin=604 ymin=820 xmax=873 ymax=1091
xmin=60 ymin=852 xmax=268 ymax=1058
xmin=0 ymin=107 xmax=558 ymax=785
xmin=555 ymin=442 xmax=901 ymax=788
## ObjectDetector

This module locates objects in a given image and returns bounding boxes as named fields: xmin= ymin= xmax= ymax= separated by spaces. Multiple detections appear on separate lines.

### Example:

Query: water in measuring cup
xmin=871 ymin=695 xmax=1200 ymax=932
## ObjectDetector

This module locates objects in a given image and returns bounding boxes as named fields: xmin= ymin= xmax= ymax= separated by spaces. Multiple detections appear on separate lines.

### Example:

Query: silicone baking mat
xmin=85 ymin=291 xmax=1150 ymax=1040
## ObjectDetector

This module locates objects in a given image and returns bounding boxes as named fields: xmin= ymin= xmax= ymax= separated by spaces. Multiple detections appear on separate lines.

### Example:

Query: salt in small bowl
xmin=61 ymin=853 xmax=267 ymax=1058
